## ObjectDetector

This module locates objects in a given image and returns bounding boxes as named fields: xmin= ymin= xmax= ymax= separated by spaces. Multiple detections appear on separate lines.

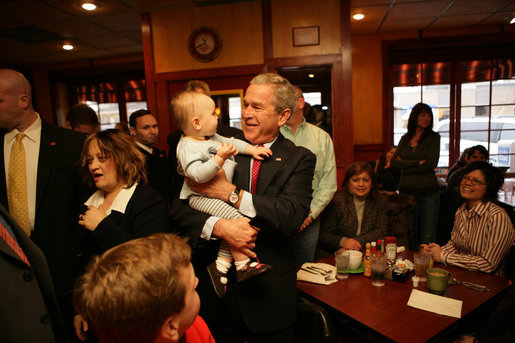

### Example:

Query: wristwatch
xmin=228 ymin=187 xmax=241 ymax=205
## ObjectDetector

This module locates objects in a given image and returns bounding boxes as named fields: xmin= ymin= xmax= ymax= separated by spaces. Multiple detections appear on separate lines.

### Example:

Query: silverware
xmin=307 ymin=266 xmax=332 ymax=275
xmin=451 ymin=278 xmax=490 ymax=292
xmin=300 ymin=268 xmax=333 ymax=281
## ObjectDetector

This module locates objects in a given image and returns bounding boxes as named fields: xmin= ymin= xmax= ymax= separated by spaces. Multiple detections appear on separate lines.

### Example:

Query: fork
xmin=308 ymin=266 xmax=332 ymax=274
xmin=451 ymin=278 xmax=490 ymax=292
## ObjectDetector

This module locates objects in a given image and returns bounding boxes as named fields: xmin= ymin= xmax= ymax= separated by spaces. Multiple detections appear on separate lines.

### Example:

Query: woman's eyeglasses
xmin=461 ymin=175 xmax=487 ymax=186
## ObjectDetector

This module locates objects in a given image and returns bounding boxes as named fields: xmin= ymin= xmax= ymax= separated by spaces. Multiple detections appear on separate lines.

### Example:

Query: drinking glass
xmin=504 ymin=179 xmax=514 ymax=198
xmin=371 ymin=253 xmax=386 ymax=287
xmin=335 ymin=249 xmax=350 ymax=280
xmin=414 ymin=252 xmax=430 ymax=281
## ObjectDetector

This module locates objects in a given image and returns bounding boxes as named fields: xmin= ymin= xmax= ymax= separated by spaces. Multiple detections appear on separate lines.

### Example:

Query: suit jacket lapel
xmin=36 ymin=122 xmax=56 ymax=214
xmin=256 ymin=134 xmax=291 ymax=195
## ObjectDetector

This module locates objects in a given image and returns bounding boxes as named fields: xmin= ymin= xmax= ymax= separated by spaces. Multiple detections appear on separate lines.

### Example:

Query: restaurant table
xmin=297 ymin=251 xmax=511 ymax=343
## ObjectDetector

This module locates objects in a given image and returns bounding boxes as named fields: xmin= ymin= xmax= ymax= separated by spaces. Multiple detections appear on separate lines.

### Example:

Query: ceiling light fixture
xmin=353 ymin=13 xmax=365 ymax=21
xmin=62 ymin=44 xmax=74 ymax=51
xmin=81 ymin=2 xmax=97 ymax=11
xmin=510 ymin=17 xmax=515 ymax=24
xmin=308 ymin=73 xmax=315 ymax=78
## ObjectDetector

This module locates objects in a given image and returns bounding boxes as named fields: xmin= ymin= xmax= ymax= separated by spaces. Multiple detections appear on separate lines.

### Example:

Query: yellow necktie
xmin=8 ymin=133 xmax=30 ymax=236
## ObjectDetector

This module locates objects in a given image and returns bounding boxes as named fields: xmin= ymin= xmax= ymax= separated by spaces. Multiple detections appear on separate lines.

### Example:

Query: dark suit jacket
xmin=78 ymin=185 xmax=170 ymax=264
xmin=172 ymin=134 xmax=315 ymax=334
xmin=138 ymin=146 xmax=171 ymax=208
xmin=0 ymin=204 xmax=69 ymax=343
xmin=318 ymin=191 xmax=388 ymax=256
xmin=0 ymin=121 xmax=86 ymax=299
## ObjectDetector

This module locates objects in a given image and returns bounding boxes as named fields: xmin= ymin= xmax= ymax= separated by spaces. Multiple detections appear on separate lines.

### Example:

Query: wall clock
xmin=188 ymin=26 xmax=222 ymax=63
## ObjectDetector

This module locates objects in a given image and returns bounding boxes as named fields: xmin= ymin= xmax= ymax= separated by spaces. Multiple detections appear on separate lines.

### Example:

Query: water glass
xmin=414 ymin=252 xmax=430 ymax=281
xmin=371 ymin=253 xmax=386 ymax=287
xmin=335 ymin=249 xmax=350 ymax=280
xmin=504 ymin=179 xmax=514 ymax=198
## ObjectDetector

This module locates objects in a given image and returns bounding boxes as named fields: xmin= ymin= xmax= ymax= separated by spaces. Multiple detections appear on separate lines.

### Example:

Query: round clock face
xmin=188 ymin=27 xmax=222 ymax=62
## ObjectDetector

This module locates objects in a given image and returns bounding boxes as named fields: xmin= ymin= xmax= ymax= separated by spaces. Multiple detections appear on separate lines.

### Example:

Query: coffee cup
xmin=426 ymin=268 xmax=452 ymax=295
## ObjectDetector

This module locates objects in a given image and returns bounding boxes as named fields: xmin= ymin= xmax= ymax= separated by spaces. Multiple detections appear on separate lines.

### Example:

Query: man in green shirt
xmin=280 ymin=86 xmax=337 ymax=265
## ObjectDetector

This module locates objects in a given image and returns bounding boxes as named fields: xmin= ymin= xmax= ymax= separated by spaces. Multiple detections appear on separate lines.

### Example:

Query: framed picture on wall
xmin=292 ymin=26 xmax=320 ymax=47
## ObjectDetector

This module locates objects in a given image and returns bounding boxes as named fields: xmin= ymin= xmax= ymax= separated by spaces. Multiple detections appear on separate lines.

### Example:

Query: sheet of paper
xmin=407 ymin=289 xmax=462 ymax=318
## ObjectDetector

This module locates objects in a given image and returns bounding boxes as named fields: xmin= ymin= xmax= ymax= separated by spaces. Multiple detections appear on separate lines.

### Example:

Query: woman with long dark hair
xmin=391 ymin=103 xmax=440 ymax=245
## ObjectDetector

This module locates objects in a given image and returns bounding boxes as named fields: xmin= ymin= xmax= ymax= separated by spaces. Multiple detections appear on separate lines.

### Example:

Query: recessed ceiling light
xmin=62 ymin=44 xmax=74 ymax=51
xmin=308 ymin=73 xmax=315 ymax=78
xmin=353 ymin=13 xmax=365 ymax=21
xmin=510 ymin=17 xmax=515 ymax=24
xmin=81 ymin=2 xmax=97 ymax=11
xmin=322 ymin=106 xmax=328 ymax=110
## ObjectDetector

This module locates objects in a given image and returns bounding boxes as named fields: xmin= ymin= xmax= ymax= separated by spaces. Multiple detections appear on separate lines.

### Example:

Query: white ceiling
xmin=0 ymin=0 xmax=513 ymax=67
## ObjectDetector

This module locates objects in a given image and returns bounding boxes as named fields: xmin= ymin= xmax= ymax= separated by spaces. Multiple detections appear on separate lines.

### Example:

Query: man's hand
xmin=341 ymin=238 xmax=362 ymax=250
xmin=299 ymin=214 xmax=313 ymax=232
xmin=185 ymin=169 xmax=233 ymax=201
xmin=213 ymin=217 xmax=258 ymax=258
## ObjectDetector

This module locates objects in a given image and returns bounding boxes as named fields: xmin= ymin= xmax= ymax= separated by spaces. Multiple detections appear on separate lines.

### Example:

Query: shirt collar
xmin=466 ymin=200 xmax=490 ymax=217
xmin=84 ymin=183 xmax=138 ymax=215
xmin=5 ymin=112 xmax=42 ymax=144
xmin=136 ymin=141 xmax=153 ymax=154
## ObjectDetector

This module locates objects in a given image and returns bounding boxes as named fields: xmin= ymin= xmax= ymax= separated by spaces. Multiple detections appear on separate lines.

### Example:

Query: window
xmin=392 ymin=58 xmax=515 ymax=171
xmin=76 ymin=78 xmax=147 ymax=131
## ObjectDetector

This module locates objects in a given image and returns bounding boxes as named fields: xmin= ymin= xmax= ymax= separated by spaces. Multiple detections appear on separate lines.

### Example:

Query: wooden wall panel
xmin=151 ymin=1 xmax=264 ymax=73
xmin=272 ymin=0 xmax=341 ymax=58
xmin=351 ymin=34 xmax=383 ymax=145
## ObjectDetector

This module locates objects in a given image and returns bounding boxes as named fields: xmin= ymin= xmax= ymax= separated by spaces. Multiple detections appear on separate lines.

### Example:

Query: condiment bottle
xmin=377 ymin=239 xmax=382 ymax=253
xmin=384 ymin=236 xmax=397 ymax=262
xmin=364 ymin=243 xmax=371 ymax=277
xmin=371 ymin=241 xmax=377 ymax=256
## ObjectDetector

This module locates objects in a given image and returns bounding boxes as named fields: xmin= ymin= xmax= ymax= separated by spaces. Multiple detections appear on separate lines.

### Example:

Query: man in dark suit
xmin=0 ymin=202 xmax=69 ymax=342
xmin=172 ymin=73 xmax=315 ymax=342
xmin=0 ymin=69 xmax=86 ymax=340
xmin=129 ymin=109 xmax=170 ymax=207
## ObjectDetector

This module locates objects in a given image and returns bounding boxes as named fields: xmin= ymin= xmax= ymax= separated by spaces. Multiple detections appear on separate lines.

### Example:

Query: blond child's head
xmin=170 ymin=90 xmax=218 ymax=138
xmin=73 ymin=233 xmax=200 ymax=343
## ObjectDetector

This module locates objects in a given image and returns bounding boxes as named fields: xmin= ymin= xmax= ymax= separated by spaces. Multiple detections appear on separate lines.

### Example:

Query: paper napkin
xmin=297 ymin=262 xmax=338 ymax=285
xmin=407 ymin=289 xmax=462 ymax=318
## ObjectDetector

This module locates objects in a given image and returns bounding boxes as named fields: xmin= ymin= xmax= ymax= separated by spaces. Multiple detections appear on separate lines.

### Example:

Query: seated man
xmin=73 ymin=233 xmax=214 ymax=343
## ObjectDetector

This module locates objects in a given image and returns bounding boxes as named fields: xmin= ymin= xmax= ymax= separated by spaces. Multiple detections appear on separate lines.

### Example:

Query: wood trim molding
xmin=154 ymin=64 xmax=264 ymax=82
xmin=141 ymin=13 xmax=157 ymax=116
xmin=354 ymin=144 xmax=386 ymax=152
xmin=262 ymin=0 xmax=273 ymax=62
xmin=267 ymin=54 xmax=341 ymax=68
xmin=338 ymin=0 xmax=353 ymax=168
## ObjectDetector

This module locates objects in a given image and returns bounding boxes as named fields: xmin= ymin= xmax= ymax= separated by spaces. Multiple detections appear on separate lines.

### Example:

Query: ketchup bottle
xmin=384 ymin=236 xmax=397 ymax=262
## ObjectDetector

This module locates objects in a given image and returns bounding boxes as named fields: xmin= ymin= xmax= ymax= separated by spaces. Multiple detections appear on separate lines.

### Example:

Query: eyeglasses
xmin=461 ymin=175 xmax=487 ymax=186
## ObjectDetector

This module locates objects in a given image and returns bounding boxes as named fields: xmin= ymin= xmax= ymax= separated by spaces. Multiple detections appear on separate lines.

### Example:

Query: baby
xmin=170 ymin=90 xmax=272 ymax=298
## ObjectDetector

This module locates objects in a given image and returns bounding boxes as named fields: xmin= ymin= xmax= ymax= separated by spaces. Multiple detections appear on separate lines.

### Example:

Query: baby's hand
xmin=252 ymin=146 xmax=272 ymax=160
xmin=217 ymin=142 xmax=238 ymax=160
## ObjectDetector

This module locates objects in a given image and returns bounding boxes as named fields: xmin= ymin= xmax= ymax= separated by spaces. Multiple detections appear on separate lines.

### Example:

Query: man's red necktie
xmin=0 ymin=222 xmax=30 ymax=266
xmin=251 ymin=144 xmax=264 ymax=194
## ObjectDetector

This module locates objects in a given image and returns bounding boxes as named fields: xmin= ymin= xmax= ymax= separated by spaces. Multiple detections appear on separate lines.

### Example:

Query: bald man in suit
xmin=0 ymin=69 xmax=87 ymax=340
